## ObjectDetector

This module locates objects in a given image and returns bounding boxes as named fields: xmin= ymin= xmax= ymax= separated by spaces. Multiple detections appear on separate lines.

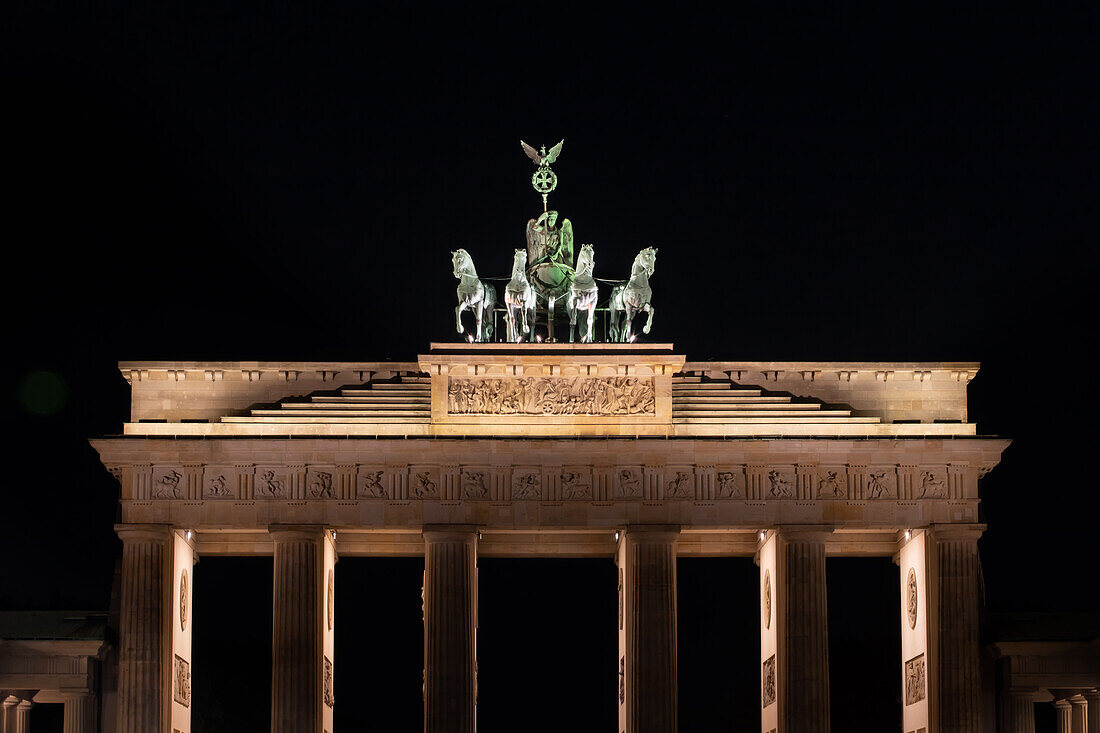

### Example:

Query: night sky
xmin=3 ymin=3 xmax=1097 ymax=731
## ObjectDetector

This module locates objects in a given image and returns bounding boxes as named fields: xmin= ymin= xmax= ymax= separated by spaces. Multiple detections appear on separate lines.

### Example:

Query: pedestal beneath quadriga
xmin=419 ymin=343 xmax=684 ymax=436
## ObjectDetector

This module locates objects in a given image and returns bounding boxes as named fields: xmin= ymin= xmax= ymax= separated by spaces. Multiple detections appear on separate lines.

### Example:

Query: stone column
xmin=116 ymin=524 xmax=174 ymax=733
xmin=1085 ymin=690 xmax=1100 ymax=733
xmin=1002 ymin=688 xmax=1036 ymax=733
xmin=62 ymin=690 xmax=98 ymax=733
xmin=270 ymin=526 xmax=332 ymax=733
xmin=13 ymin=701 xmax=32 ymax=733
xmin=934 ymin=526 xmax=983 ymax=733
xmin=778 ymin=529 xmax=831 ymax=733
xmin=618 ymin=526 xmax=679 ymax=733
xmin=1054 ymin=700 xmax=1072 ymax=733
xmin=2 ymin=695 xmax=17 ymax=733
xmin=1069 ymin=694 xmax=1087 ymax=733
xmin=423 ymin=525 xmax=478 ymax=733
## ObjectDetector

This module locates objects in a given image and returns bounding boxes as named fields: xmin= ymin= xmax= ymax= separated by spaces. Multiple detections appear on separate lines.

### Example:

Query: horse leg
xmin=506 ymin=304 xmax=515 ymax=342
xmin=456 ymin=303 xmax=465 ymax=334
xmin=643 ymin=303 xmax=655 ymax=334
xmin=547 ymin=296 xmax=556 ymax=342
xmin=624 ymin=305 xmax=637 ymax=342
xmin=567 ymin=293 xmax=577 ymax=343
xmin=585 ymin=303 xmax=596 ymax=343
xmin=526 ymin=306 xmax=536 ymax=342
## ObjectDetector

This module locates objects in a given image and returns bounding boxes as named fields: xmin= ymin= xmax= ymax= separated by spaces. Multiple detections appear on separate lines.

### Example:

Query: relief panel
xmin=816 ymin=467 xmax=847 ymax=499
xmin=307 ymin=466 xmax=337 ymax=499
xmin=715 ymin=467 xmax=745 ymax=499
xmin=409 ymin=466 xmax=440 ymax=500
xmin=762 ymin=654 xmax=777 ymax=708
xmin=202 ymin=466 xmax=236 ymax=499
xmin=173 ymin=654 xmax=191 ymax=707
xmin=357 ymin=466 xmax=387 ymax=499
xmin=613 ymin=467 xmax=643 ymax=500
xmin=560 ymin=467 xmax=594 ymax=500
xmin=766 ymin=467 xmax=796 ymax=499
xmin=152 ymin=467 xmax=185 ymax=499
xmin=866 ymin=466 xmax=898 ymax=499
xmin=510 ymin=467 xmax=542 ymax=500
xmin=905 ymin=653 xmax=926 ymax=705
xmin=447 ymin=376 xmax=655 ymax=415
xmin=916 ymin=468 xmax=947 ymax=499
xmin=664 ymin=467 xmax=695 ymax=500
xmin=254 ymin=466 xmax=289 ymax=499
xmin=461 ymin=468 xmax=491 ymax=500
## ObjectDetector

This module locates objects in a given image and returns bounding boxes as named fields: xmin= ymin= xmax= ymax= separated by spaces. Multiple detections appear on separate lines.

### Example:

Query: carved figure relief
xmin=447 ymin=376 xmax=655 ymax=416
xmin=918 ymin=470 xmax=946 ymax=498
xmin=767 ymin=470 xmax=794 ymax=497
xmin=905 ymin=653 xmax=926 ymax=705
xmin=410 ymin=470 xmax=438 ymax=499
xmin=561 ymin=469 xmax=592 ymax=499
xmin=461 ymin=470 xmax=489 ymax=499
xmin=358 ymin=470 xmax=386 ymax=498
xmin=716 ymin=470 xmax=744 ymax=499
xmin=255 ymin=469 xmax=286 ymax=498
xmin=511 ymin=469 xmax=541 ymax=499
xmin=817 ymin=470 xmax=844 ymax=498
xmin=324 ymin=656 xmax=335 ymax=708
xmin=309 ymin=471 xmax=335 ymax=499
xmin=173 ymin=654 xmax=191 ymax=707
xmin=907 ymin=568 xmax=918 ymax=630
xmin=327 ymin=569 xmax=335 ymax=631
xmin=665 ymin=471 xmax=694 ymax=499
xmin=179 ymin=569 xmax=189 ymax=631
xmin=618 ymin=567 xmax=624 ymax=630
xmin=619 ymin=656 xmax=625 ymax=704
xmin=763 ymin=570 xmax=772 ymax=630
xmin=204 ymin=472 xmax=233 ymax=498
xmin=153 ymin=469 xmax=183 ymax=499
xmin=762 ymin=654 xmax=777 ymax=707
xmin=615 ymin=468 xmax=642 ymax=498
xmin=867 ymin=469 xmax=896 ymax=499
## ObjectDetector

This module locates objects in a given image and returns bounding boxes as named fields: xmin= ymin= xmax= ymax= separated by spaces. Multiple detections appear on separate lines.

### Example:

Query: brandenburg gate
xmin=91 ymin=344 xmax=1008 ymax=732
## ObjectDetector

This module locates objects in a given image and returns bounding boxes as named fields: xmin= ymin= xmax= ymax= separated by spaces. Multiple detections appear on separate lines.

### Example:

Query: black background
xmin=2 ymin=3 xmax=1097 ymax=730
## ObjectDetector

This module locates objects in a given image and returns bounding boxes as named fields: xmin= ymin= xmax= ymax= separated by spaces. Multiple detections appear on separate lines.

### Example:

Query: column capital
xmin=931 ymin=523 xmax=986 ymax=541
xmin=1085 ymin=689 xmax=1100 ymax=701
xmin=268 ymin=524 xmax=326 ymax=542
xmin=1009 ymin=686 xmax=1039 ymax=698
xmin=622 ymin=524 xmax=680 ymax=543
xmin=59 ymin=686 xmax=94 ymax=698
xmin=1054 ymin=699 xmax=1073 ymax=710
xmin=775 ymin=525 xmax=832 ymax=542
xmin=15 ymin=699 xmax=33 ymax=711
xmin=422 ymin=524 xmax=479 ymax=543
xmin=1 ymin=695 xmax=17 ymax=708
xmin=115 ymin=523 xmax=174 ymax=544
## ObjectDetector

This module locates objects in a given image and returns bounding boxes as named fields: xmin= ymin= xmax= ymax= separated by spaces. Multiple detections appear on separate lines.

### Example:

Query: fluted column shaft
xmin=1003 ymin=688 xmax=1036 ymax=733
xmin=423 ymin=526 xmax=478 ymax=733
xmin=622 ymin=527 xmax=679 ymax=733
xmin=935 ymin=531 xmax=982 ymax=733
xmin=271 ymin=527 xmax=325 ymax=733
xmin=2 ymin=696 xmax=17 ymax=733
xmin=13 ymin=701 xmax=32 ymax=733
xmin=778 ymin=531 xmax=830 ymax=733
xmin=117 ymin=525 xmax=173 ymax=733
xmin=1070 ymin=695 xmax=1087 ymax=733
xmin=1085 ymin=691 xmax=1099 ymax=733
xmin=1055 ymin=700 xmax=1072 ymax=733
xmin=63 ymin=691 xmax=97 ymax=733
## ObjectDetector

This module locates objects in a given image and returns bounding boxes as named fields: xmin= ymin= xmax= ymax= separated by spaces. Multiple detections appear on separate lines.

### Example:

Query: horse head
xmin=576 ymin=243 xmax=595 ymax=275
xmin=634 ymin=246 xmax=657 ymax=276
xmin=511 ymin=248 xmax=528 ymax=275
xmin=452 ymin=249 xmax=473 ymax=278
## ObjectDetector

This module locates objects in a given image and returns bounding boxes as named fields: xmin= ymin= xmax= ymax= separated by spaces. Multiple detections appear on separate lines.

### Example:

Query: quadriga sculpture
xmin=609 ymin=247 xmax=657 ymax=342
xmin=452 ymin=248 xmax=497 ymax=342
xmin=567 ymin=243 xmax=599 ymax=343
xmin=505 ymin=249 xmax=537 ymax=342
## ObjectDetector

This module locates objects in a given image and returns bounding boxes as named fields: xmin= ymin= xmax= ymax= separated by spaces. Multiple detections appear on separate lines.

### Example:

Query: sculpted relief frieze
xmin=447 ymin=376 xmax=655 ymax=416
xmin=134 ymin=462 xmax=966 ymax=503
